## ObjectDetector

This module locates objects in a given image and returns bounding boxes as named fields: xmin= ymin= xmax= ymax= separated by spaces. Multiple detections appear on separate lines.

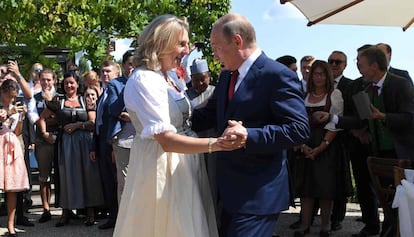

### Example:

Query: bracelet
xmin=208 ymin=137 xmax=212 ymax=154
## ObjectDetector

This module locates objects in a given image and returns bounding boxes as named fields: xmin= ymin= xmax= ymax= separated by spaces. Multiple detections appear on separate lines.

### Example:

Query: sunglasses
xmin=328 ymin=59 xmax=344 ymax=65
xmin=34 ymin=68 xmax=43 ymax=72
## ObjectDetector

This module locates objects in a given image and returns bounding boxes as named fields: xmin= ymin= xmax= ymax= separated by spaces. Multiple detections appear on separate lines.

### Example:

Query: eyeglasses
xmin=328 ymin=59 xmax=344 ymax=65
xmin=34 ymin=68 xmax=43 ymax=73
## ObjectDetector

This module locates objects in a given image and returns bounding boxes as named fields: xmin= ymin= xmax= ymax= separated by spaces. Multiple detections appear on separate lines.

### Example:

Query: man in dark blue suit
xmin=93 ymin=60 xmax=119 ymax=229
xmin=192 ymin=13 xmax=309 ymax=237
xmin=106 ymin=51 xmax=136 ymax=204
xmin=377 ymin=43 xmax=413 ymax=86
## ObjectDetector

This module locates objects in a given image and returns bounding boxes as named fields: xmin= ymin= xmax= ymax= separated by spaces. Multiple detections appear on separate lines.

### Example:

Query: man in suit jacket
xmin=192 ymin=13 xmax=310 ymax=237
xmin=92 ymin=60 xmax=119 ymax=229
xmin=327 ymin=50 xmax=353 ymax=231
xmin=358 ymin=46 xmax=414 ymax=160
xmin=106 ymin=51 xmax=136 ymax=204
xmin=377 ymin=43 xmax=413 ymax=86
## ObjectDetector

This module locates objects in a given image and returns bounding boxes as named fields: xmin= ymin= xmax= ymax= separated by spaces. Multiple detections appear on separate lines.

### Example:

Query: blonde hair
xmin=134 ymin=14 xmax=189 ymax=71
xmin=82 ymin=70 xmax=100 ymax=87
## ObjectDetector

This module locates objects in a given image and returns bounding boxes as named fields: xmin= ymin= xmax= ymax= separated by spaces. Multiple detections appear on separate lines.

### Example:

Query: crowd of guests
xmin=1 ymin=12 xmax=413 ymax=237
xmin=0 ymin=37 xmax=219 ymax=236
xmin=277 ymin=42 xmax=414 ymax=237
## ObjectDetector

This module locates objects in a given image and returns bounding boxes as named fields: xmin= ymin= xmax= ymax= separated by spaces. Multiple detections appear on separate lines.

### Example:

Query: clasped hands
xmin=217 ymin=120 xmax=248 ymax=151
xmin=294 ymin=144 xmax=322 ymax=160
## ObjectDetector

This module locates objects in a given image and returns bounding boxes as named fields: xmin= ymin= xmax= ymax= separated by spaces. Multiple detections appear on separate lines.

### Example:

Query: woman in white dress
xmin=113 ymin=14 xmax=245 ymax=237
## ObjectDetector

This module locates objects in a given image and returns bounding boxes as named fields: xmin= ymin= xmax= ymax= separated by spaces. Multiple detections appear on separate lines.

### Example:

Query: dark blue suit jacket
xmin=192 ymin=52 xmax=309 ymax=215
xmin=389 ymin=67 xmax=413 ymax=86
xmin=106 ymin=76 xmax=128 ymax=143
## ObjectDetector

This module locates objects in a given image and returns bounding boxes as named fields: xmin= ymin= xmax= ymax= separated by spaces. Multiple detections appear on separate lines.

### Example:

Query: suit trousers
xmin=98 ymin=136 xmax=118 ymax=222
xmin=112 ymin=144 xmax=130 ymax=204
xmin=219 ymin=209 xmax=279 ymax=237
xmin=350 ymin=141 xmax=380 ymax=230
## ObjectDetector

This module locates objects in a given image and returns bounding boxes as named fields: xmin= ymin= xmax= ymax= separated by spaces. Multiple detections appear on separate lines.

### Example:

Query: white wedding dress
xmin=113 ymin=68 xmax=218 ymax=237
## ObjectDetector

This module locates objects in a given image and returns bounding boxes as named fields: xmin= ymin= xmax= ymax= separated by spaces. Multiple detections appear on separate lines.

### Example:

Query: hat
xmin=190 ymin=59 xmax=209 ymax=75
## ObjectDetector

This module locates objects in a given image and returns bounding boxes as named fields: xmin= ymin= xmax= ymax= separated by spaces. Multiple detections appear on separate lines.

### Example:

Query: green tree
xmin=0 ymin=0 xmax=230 ymax=78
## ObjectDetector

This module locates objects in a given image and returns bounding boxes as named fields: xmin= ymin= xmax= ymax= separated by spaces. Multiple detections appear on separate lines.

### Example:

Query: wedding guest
xmin=0 ymin=79 xmax=30 ymax=236
xmin=38 ymin=72 xmax=104 ymax=227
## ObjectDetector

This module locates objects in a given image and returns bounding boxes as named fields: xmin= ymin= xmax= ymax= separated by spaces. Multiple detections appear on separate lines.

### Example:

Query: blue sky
xmin=230 ymin=0 xmax=414 ymax=80
xmin=113 ymin=0 xmax=414 ymax=80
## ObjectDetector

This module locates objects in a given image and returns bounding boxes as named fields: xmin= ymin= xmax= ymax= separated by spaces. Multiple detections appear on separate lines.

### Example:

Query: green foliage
xmin=0 ymin=0 xmax=230 ymax=78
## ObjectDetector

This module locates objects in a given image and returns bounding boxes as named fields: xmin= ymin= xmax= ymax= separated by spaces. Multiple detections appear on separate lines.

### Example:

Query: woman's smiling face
xmin=160 ymin=29 xmax=190 ymax=72
xmin=63 ymin=76 xmax=78 ymax=96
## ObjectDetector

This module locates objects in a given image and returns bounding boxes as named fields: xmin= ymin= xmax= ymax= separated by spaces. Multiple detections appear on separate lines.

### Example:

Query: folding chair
xmin=366 ymin=156 xmax=412 ymax=237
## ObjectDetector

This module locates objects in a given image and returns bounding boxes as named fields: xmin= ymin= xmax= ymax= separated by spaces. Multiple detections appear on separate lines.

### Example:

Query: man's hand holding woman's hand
xmin=217 ymin=120 xmax=248 ymax=151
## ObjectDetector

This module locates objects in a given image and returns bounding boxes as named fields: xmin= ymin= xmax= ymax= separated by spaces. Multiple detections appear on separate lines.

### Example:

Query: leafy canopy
xmin=0 ymin=0 xmax=230 ymax=78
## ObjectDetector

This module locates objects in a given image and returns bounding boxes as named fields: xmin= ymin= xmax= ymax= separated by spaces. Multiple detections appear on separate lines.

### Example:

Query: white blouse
xmin=124 ymin=68 xmax=177 ymax=139
xmin=305 ymin=89 xmax=344 ymax=131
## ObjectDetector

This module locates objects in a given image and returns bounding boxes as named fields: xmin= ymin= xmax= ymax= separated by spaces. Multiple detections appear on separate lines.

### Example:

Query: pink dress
xmin=0 ymin=114 xmax=30 ymax=192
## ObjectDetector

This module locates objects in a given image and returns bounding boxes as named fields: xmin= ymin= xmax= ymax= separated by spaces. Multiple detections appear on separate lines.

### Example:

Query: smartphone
xmin=14 ymin=96 xmax=25 ymax=105
xmin=110 ymin=40 xmax=116 ymax=51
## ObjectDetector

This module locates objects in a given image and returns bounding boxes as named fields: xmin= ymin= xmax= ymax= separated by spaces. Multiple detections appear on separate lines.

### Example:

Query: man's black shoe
xmin=330 ymin=221 xmax=342 ymax=231
xmin=98 ymin=221 xmax=115 ymax=229
xmin=289 ymin=219 xmax=302 ymax=230
xmin=16 ymin=216 xmax=35 ymax=227
xmin=38 ymin=211 xmax=52 ymax=223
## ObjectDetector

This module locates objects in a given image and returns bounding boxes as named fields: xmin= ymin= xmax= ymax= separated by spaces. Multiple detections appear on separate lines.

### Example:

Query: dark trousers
xmin=219 ymin=209 xmax=279 ymax=237
xmin=331 ymin=195 xmax=347 ymax=223
xmin=16 ymin=192 xmax=25 ymax=219
xmin=98 ymin=136 xmax=118 ymax=223
xmin=350 ymin=142 xmax=380 ymax=230
xmin=22 ymin=118 xmax=35 ymax=203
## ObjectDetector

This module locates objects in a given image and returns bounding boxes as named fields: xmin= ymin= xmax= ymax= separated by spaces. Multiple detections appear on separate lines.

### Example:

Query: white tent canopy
xmin=281 ymin=0 xmax=414 ymax=31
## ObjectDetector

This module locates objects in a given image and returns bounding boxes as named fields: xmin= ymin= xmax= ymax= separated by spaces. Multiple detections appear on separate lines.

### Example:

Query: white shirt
xmin=234 ymin=48 xmax=261 ymax=91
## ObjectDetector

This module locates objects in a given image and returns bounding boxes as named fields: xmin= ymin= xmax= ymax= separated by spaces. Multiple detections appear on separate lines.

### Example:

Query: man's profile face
xmin=210 ymin=27 xmax=238 ymax=71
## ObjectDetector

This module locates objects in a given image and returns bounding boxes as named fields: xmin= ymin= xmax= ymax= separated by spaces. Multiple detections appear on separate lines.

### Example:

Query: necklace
xmin=311 ymin=92 xmax=326 ymax=98
xmin=66 ymin=96 xmax=77 ymax=101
